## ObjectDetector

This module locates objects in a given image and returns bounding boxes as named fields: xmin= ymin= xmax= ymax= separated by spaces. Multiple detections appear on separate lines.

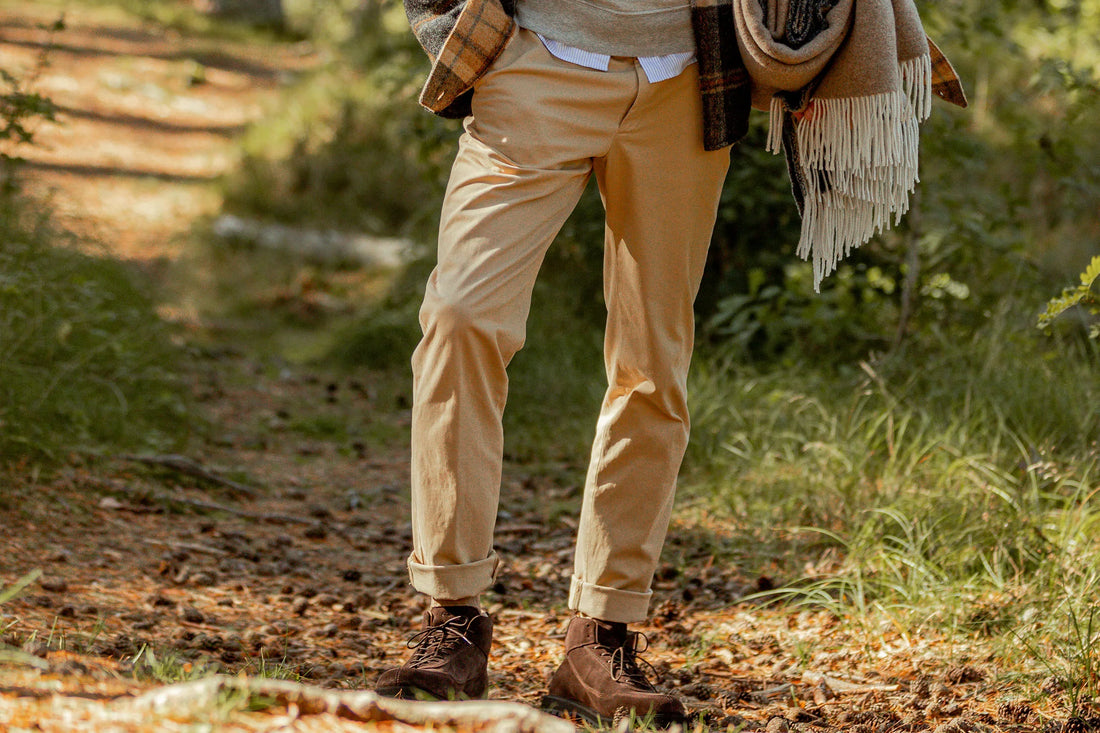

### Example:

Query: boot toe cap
xmin=376 ymin=667 xmax=469 ymax=700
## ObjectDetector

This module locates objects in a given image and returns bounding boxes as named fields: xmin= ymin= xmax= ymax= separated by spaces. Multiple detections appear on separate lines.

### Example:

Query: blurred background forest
xmin=1 ymin=0 xmax=1099 ymax=716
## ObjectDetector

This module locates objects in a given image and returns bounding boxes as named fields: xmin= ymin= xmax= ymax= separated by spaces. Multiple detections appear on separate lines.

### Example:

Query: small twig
xmin=812 ymin=676 xmax=899 ymax=694
xmin=119 ymin=453 xmax=260 ymax=498
xmin=363 ymin=460 xmax=407 ymax=469
xmin=496 ymin=524 xmax=545 ymax=535
xmin=375 ymin=578 xmax=404 ymax=597
xmin=751 ymin=683 xmax=794 ymax=702
xmin=139 ymin=537 xmax=230 ymax=557
xmin=178 ymin=620 xmax=227 ymax=632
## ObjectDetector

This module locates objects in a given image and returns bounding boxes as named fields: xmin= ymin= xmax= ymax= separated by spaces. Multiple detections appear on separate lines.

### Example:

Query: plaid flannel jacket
xmin=404 ymin=0 xmax=964 ymax=152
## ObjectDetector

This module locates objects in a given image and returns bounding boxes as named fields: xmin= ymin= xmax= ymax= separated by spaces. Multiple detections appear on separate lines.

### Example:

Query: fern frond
xmin=1038 ymin=255 xmax=1100 ymax=334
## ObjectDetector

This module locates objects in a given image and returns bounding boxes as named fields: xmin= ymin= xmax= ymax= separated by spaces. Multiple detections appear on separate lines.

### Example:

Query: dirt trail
xmin=0 ymin=3 xmax=1057 ymax=731
xmin=0 ymin=1 xmax=309 ymax=261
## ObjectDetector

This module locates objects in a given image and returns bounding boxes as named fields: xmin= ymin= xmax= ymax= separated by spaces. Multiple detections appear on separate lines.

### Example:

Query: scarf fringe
xmin=902 ymin=53 xmax=933 ymax=123
xmin=768 ymin=95 xmax=785 ymax=153
xmin=772 ymin=53 xmax=933 ymax=291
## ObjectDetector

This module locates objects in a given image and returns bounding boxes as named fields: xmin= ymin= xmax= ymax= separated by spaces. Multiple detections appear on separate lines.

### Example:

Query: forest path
xmin=0 ymin=0 xmax=310 ymax=260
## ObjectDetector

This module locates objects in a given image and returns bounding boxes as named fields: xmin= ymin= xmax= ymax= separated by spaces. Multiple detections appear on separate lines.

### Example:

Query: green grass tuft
xmin=0 ymin=196 xmax=190 ymax=465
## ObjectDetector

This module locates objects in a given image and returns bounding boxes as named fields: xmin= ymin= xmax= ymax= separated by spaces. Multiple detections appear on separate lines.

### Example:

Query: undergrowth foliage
xmin=0 ymin=45 xmax=188 ymax=465
xmin=222 ymin=1 xmax=451 ymax=241
xmin=684 ymin=323 xmax=1099 ymax=692
xmin=0 ymin=205 xmax=190 ymax=463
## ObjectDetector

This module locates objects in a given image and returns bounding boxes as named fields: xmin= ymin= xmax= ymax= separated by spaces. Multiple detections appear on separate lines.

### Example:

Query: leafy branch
xmin=1038 ymin=255 xmax=1100 ymax=339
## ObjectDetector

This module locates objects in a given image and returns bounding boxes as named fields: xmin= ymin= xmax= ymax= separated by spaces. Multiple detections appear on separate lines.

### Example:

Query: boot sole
xmin=541 ymin=695 xmax=687 ymax=729
xmin=376 ymin=685 xmax=485 ymax=702
xmin=541 ymin=695 xmax=603 ymax=725
xmin=376 ymin=685 xmax=439 ymax=701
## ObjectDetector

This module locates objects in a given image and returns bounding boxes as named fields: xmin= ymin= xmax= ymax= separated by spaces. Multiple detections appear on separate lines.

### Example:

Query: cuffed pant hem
xmin=407 ymin=551 xmax=501 ymax=600
xmin=568 ymin=575 xmax=652 ymax=624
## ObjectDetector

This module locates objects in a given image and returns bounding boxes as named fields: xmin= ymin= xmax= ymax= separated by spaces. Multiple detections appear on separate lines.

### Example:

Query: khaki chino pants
xmin=407 ymin=28 xmax=731 ymax=624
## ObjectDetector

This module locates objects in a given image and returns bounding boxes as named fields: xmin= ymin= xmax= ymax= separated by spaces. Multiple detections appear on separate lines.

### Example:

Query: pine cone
xmin=900 ymin=712 xmax=926 ymax=731
xmin=997 ymin=700 xmax=1033 ymax=723
xmin=678 ymin=681 xmax=714 ymax=699
xmin=912 ymin=675 xmax=933 ymax=697
xmin=933 ymin=717 xmax=991 ymax=733
xmin=716 ymin=687 xmax=748 ymax=708
xmin=945 ymin=665 xmax=986 ymax=684
xmin=765 ymin=716 xmax=791 ymax=733
xmin=1041 ymin=675 xmax=1065 ymax=696
xmin=1063 ymin=717 xmax=1089 ymax=733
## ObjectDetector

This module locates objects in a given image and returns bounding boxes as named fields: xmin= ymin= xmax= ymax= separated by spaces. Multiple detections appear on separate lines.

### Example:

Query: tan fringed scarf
xmin=735 ymin=0 xmax=954 ymax=290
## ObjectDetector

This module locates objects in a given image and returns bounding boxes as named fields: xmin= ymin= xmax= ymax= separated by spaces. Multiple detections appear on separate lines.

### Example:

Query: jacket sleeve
xmin=403 ymin=0 xmax=516 ymax=118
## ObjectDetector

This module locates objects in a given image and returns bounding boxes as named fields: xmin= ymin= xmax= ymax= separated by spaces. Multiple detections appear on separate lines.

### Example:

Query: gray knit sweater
xmin=513 ymin=0 xmax=694 ymax=56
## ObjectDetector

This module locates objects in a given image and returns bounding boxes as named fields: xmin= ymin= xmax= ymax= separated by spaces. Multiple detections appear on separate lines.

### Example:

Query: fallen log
xmin=121 ymin=676 xmax=576 ymax=732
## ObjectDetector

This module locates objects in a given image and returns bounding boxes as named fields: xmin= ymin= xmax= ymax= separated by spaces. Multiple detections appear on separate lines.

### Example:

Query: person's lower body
xmin=375 ymin=27 xmax=730 ymax=716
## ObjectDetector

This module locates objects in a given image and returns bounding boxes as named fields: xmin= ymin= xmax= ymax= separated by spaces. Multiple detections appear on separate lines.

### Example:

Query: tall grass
xmin=0 ymin=197 xmax=189 ymax=464
xmin=683 ymin=311 xmax=1099 ymax=679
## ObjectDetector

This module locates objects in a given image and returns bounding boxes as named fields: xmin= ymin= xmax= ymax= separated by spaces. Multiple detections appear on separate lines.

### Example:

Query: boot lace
xmin=585 ymin=630 xmax=660 ymax=692
xmin=406 ymin=617 xmax=478 ymax=665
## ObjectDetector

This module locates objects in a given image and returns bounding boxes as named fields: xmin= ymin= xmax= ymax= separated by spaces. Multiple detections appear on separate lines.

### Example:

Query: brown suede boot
xmin=543 ymin=616 xmax=686 ymax=727
xmin=375 ymin=606 xmax=492 ymax=700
